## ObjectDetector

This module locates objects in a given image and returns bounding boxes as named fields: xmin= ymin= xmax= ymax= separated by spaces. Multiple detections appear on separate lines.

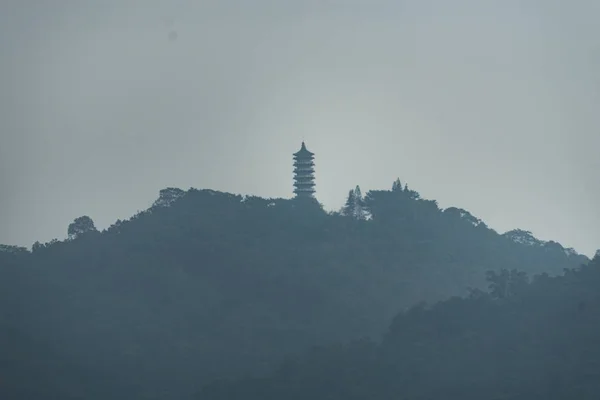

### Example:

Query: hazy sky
xmin=1 ymin=1 xmax=599 ymax=256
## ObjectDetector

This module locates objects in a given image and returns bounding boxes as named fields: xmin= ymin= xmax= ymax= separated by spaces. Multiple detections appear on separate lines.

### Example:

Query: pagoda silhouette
xmin=292 ymin=142 xmax=316 ymax=199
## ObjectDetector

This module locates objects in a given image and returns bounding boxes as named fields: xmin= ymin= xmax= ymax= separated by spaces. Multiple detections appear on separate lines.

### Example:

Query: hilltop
xmin=0 ymin=181 xmax=589 ymax=399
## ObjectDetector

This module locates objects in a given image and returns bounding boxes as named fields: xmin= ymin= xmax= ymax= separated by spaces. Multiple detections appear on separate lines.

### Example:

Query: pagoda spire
xmin=293 ymin=142 xmax=315 ymax=199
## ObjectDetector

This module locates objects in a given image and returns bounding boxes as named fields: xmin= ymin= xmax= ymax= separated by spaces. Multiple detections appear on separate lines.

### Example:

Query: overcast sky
xmin=1 ymin=1 xmax=599 ymax=256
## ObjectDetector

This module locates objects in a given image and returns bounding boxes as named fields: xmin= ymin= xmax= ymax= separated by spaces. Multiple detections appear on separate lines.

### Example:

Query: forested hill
xmin=0 ymin=181 xmax=589 ymax=399
xmin=199 ymin=255 xmax=600 ymax=400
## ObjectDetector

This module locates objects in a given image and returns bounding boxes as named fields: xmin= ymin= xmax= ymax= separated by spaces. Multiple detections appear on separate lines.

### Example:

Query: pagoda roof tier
xmin=293 ymin=142 xmax=314 ymax=157
xmin=294 ymin=182 xmax=314 ymax=186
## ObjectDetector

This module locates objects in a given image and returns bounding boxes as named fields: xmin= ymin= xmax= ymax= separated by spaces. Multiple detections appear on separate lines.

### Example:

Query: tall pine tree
xmin=342 ymin=186 xmax=366 ymax=220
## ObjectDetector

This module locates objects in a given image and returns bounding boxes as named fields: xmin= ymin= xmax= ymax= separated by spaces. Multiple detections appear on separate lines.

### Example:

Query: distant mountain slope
xmin=0 ymin=182 xmax=589 ymax=399
xmin=198 ymin=255 xmax=600 ymax=400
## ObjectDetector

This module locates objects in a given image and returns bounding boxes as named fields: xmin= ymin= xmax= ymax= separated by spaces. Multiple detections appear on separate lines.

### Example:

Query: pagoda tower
xmin=293 ymin=142 xmax=315 ymax=199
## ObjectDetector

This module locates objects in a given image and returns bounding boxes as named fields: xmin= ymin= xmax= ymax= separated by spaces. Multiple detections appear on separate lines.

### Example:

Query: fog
xmin=1 ymin=0 xmax=599 ymax=255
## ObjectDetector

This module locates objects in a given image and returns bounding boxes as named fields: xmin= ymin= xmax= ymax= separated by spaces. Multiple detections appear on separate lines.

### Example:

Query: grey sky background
xmin=1 ymin=1 xmax=599 ymax=256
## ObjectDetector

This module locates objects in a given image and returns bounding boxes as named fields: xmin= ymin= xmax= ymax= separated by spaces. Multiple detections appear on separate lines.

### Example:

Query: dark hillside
xmin=199 ymin=255 xmax=600 ymax=400
xmin=0 ymin=183 xmax=588 ymax=399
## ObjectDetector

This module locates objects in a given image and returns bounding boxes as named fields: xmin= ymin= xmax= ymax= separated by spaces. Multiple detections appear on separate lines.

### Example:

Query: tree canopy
xmin=0 ymin=181 xmax=590 ymax=399
xmin=199 ymin=256 xmax=600 ymax=400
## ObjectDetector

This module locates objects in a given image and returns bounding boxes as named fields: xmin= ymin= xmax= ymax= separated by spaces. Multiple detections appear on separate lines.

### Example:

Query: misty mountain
xmin=0 ymin=182 xmax=589 ymax=399
xmin=199 ymin=255 xmax=600 ymax=400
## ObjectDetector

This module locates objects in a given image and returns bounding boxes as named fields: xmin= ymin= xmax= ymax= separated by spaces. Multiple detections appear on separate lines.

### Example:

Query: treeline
xmin=0 ymin=181 xmax=589 ymax=399
xmin=198 ymin=255 xmax=600 ymax=400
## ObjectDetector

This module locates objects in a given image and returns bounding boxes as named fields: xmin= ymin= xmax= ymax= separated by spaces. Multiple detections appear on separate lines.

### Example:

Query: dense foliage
xmin=199 ymin=255 xmax=600 ymax=400
xmin=0 ymin=182 xmax=589 ymax=399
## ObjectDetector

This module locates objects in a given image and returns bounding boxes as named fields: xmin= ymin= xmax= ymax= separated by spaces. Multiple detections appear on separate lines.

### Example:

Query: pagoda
xmin=293 ymin=142 xmax=315 ymax=199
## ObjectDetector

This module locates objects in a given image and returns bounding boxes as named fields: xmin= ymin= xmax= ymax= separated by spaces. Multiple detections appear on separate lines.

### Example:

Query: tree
xmin=0 ymin=244 xmax=28 ymax=254
xmin=68 ymin=216 xmax=97 ymax=240
xmin=392 ymin=178 xmax=403 ymax=192
xmin=444 ymin=207 xmax=482 ymax=226
xmin=152 ymin=187 xmax=186 ymax=208
xmin=401 ymin=183 xmax=420 ymax=200
xmin=342 ymin=186 xmax=366 ymax=220
xmin=503 ymin=229 xmax=540 ymax=246
xmin=32 ymin=241 xmax=44 ymax=252
xmin=486 ymin=269 xmax=529 ymax=299
xmin=342 ymin=189 xmax=356 ymax=217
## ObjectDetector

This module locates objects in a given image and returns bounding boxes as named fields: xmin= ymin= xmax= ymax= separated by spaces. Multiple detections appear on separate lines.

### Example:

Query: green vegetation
xmin=0 ymin=181 xmax=590 ymax=399
xmin=199 ymin=255 xmax=600 ymax=399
